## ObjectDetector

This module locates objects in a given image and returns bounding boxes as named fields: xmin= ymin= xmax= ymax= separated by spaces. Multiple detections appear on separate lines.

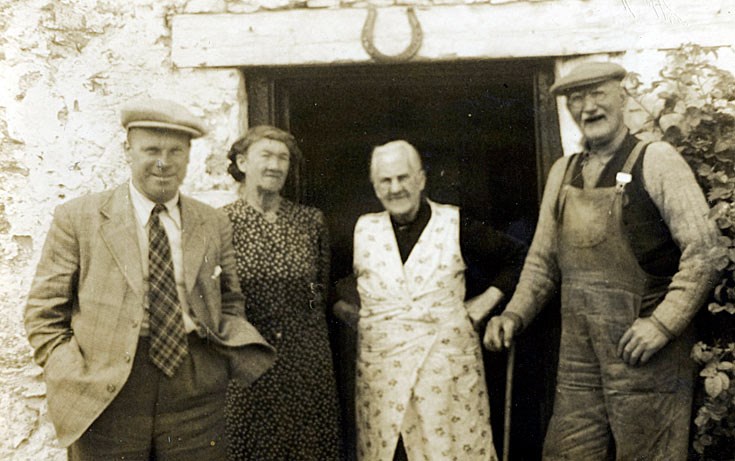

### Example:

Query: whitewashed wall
xmin=2 ymin=0 xmax=734 ymax=459
xmin=1 ymin=1 xmax=243 ymax=458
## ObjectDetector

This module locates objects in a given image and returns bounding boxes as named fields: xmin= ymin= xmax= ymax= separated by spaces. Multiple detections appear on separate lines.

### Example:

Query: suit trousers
xmin=68 ymin=334 xmax=229 ymax=461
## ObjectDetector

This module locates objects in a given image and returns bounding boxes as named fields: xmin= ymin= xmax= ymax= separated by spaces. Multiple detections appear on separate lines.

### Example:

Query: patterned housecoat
xmin=222 ymin=199 xmax=342 ymax=461
xmin=354 ymin=201 xmax=497 ymax=461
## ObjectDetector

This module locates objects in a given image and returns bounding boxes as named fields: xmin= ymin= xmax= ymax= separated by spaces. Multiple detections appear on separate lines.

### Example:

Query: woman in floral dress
xmin=222 ymin=125 xmax=342 ymax=460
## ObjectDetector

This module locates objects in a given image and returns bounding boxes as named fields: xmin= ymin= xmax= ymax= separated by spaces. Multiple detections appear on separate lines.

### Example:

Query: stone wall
xmin=1 ymin=1 xmax=245 ymax=458
xmin=2 ymin=0 xmax=732 ymax=459
xmin=4 ymin=0 xmax=544 ymax=458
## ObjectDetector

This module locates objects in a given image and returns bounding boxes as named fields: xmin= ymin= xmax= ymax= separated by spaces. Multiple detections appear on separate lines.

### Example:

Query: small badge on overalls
xmin=615 ymin=172 xmax=632 ymax=194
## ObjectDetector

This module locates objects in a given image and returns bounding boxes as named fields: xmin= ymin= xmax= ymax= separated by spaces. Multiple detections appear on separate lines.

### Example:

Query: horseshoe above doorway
xmin=361 ymin=5 xmax=423 ymax=63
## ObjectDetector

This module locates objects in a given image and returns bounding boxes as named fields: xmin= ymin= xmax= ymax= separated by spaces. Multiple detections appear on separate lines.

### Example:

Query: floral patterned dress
xmin=223 ymin=199 xmax=342 ymax=461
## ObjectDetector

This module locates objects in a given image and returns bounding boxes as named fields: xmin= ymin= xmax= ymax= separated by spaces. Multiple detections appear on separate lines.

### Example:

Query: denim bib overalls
xmin=543 ymin=142 xmax=696 ymax=461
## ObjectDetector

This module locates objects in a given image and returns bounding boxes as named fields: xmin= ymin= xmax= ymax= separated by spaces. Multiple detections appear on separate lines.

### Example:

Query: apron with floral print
xmin=354 ymin=201 xmax=497 ymax=461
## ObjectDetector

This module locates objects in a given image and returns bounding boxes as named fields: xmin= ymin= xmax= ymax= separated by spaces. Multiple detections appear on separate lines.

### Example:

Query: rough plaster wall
xmin=2 ymin=0 xmax=545 ymax=457
xmin=1 ymin=1 xmax=243 ymax=458
xmin=2 ymin=0 xmax=733 ymax=459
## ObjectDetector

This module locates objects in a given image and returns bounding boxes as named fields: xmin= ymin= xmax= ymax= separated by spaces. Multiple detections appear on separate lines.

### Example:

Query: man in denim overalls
xmin=484 ymin=62 xmax=721 ymax=460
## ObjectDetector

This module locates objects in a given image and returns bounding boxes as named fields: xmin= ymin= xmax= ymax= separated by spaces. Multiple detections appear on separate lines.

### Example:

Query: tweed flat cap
xmin=550 ymin=62 xmax=627 ymax=95
xmin=121 ymin=98 xmax=207 ymax=138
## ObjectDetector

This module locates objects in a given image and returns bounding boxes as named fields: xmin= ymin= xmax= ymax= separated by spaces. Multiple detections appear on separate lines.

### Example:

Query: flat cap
xmin=121 ymin=98 xmax=207 ymax=138
xmin=549 ymin=62 xmax=627 ymax=95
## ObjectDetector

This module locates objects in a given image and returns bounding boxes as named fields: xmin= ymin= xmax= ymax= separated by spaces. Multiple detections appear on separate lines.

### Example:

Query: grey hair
xmin=369 ymin=140 xmax=423 ymax=182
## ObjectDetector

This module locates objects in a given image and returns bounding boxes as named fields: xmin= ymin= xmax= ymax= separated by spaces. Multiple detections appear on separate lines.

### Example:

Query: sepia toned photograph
xmin=1 ymin=1 xmax=734 ymax=460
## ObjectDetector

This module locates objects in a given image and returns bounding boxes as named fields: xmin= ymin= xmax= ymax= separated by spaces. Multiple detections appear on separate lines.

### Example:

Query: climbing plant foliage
xmin=623 ymin=44 xmax=735 ymax=458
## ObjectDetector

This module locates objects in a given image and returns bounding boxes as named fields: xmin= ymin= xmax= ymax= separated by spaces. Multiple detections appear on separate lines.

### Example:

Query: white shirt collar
xmin=128 ymin=180 xmax=182 ymax=229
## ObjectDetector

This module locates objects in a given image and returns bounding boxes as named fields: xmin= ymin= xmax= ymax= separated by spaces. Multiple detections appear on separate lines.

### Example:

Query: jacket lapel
xmin=99 ymin=185 xmax=144 ymax=295
xmin=180 ymin=196 xmax=207 ymax=295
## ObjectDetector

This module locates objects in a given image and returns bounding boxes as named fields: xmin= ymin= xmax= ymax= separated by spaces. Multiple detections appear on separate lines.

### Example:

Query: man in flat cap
xmin=24 ymin=98 xmax=275 ymax=460
xmin=485 ymin=62 xmax=721 ymax=459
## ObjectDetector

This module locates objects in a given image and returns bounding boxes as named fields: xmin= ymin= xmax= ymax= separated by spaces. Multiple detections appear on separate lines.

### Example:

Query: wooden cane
xmin=503 ymin=342 xmax=516 ymax=461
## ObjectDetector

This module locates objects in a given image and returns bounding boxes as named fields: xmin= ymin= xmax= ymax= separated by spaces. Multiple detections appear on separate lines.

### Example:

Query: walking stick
xmin=503 ymin=343 xmax=516 ymax=461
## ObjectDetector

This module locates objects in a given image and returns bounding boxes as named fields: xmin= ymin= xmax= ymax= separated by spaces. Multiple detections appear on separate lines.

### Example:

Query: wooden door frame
xmin=245 ymin=60 xmax=563 ymax=459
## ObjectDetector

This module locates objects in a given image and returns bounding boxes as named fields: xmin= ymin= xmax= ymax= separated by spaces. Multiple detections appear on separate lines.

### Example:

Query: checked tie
xmin=148 ymin=203 xmax=188 ymax=377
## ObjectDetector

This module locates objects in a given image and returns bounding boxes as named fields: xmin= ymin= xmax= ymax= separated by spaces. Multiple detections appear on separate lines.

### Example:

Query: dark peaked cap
xmin=121 ymin=98 xmax=208 ymax=138
xmin=549 ymin=62 xmax=627 ymax=96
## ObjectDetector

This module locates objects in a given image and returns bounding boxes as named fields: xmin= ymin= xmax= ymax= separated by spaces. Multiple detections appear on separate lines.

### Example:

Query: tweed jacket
xmin=24 ymin=184 xmax=275 ymax=447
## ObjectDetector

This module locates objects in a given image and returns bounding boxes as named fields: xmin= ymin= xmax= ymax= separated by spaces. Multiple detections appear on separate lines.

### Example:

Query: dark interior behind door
xmin=247 ymin=60 xmax=562 ymax=460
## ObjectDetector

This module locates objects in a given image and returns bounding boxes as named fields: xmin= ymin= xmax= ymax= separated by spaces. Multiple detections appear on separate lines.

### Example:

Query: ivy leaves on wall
xmin=623 ymin=44 xmax=735 ymax=459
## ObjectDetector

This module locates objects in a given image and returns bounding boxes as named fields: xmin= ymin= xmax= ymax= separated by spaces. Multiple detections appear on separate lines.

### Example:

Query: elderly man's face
xmin=371 ymin=149 xmax=425 ymax=223
xmin=566 ymin=79 xmax=626 ymax=149
xmin=125 ymin=128 xmax=191 ymax=203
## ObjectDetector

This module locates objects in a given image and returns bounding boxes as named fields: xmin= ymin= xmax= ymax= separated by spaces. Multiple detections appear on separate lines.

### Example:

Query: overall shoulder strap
xmin=621 ymin=141 xmax=650 ymax=175
xmin=555 ymin=154 xmax=583 ymax=222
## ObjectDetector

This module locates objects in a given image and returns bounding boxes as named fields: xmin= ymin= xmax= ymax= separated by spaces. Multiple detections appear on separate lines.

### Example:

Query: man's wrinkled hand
xmin=466 ymin=287 xmax=504 ymax=331
xmin=616 ymin=317 xmax=670 ymax=366
xmin=483 ymin=314 xmax=518 ymax=352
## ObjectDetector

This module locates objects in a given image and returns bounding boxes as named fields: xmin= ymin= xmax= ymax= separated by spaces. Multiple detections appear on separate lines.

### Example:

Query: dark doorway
xmin=288 ymin=63 xmax=538 ymax=277
xmin=246 ymin=60 xmax=562 ymax=460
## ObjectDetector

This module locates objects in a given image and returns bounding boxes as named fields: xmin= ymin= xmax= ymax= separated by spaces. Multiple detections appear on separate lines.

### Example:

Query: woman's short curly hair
xmin=227 ymin=125 xmax=302 ymax=182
